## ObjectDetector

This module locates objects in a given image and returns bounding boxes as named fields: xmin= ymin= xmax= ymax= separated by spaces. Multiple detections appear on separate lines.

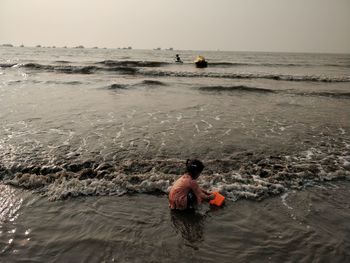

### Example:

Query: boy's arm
xmin=202 ymin=189 xmax=212 ymax=196
xmin=190 ymin=181 xmax=214 ymax=202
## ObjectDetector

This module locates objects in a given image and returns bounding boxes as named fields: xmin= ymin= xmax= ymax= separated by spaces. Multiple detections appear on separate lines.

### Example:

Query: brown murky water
xmin=1 ymin=181 xmax=350 ymax=263
xmin=0 ymin=47 xmax=349 ymax=262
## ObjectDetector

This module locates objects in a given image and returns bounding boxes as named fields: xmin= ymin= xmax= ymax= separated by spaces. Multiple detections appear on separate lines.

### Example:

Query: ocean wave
xmin=141 ymin=70 xmax=350 ymax=83
xmin=6 ymin=80 xmax=24 ymax=85
xmin=2 ymin=62 xmax=349 ymax=82
xmin=22 ymin=63 xmax=98 ymax=74
xmin=140 ymin=80 xmax=167 ymax=86
xmin=199 ymin=85 xmax=274 ymax=93
xmin=306 ymin=92 xmax=350 ymax=99
xmin=324 ymin=63 xmax=350 ymax=68
xmin=1 ymin=141 xmax=349 ymax=201
xmin=23 ymin=63 xmax=48 ymax=70
xmin=106 ymin=80 xmax=166 ymax=90
xmin=20 ymin=63 xmax=138 ymax=75
xmin=54 ymin=60 xmax=71 ymax=64
xmin=57 ymin=66 xmax=98 ymax=74
xmin=209 ymin=62 xmax=302 ymax=67
xmin=107 ymin=83 xmax=129 ymax=90
xmin=5 ymin=79 xmax=42 ymax=85
xmin=0 ymin=63 xmax=18 ymax=68
xmin=209 ymin=62 xmax=350 ymax=68
xmin=103 ymin=66 xmax=138 ymax=74
xmin=45 ymin=80 xmax=84 ymax=85
xmin=209 ymin=62 xmax=249 ymax=67
xmin=199 ymin=86 xmax=350 ymax=98
xmin=97 ymin=60 xmax=168 ymax=68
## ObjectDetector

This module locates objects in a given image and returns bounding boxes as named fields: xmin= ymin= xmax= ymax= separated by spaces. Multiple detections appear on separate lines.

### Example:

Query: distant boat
xmin=127 ymin=46 xmax=132 ymax=50
xmin=20 ymin=44 xmax=24 ymax=47
xmin=63 ymin=46 xmax=67 ymax=48
xmin=93 ymin=46 xmax=98 ymax=49
xmin=154 ymin=47 xmax=161 ymax=51
xmin=166 ymin=47 xmax=173 ymax=51
xmin=2 ymin=44 xmax=13 ymax=47
xmin=36 ymin=45 xmax=41 ymax=48
xmin=75 ymin=45 xmax=84 ymax=49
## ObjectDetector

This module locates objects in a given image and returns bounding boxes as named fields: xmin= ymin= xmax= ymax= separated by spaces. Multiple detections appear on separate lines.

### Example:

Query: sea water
xmin=0 ymin=47 xmax=349 ymax=262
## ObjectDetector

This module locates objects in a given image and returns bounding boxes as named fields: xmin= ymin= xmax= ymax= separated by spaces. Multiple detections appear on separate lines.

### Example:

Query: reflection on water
xmin=170 ymin=210 xmax=206 ymax=247
xmin=0 ymin=185 xmax=23 ymax=223
xmin=0 ymin=184 xmax=31 ymax=256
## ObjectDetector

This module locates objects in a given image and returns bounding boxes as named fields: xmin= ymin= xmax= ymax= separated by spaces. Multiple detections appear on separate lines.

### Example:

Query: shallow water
xmin=0 ymin=47 xmax=349 ymax=261
xmin=0 ymin=181 xmax=349 ymax=263
xmin=1 ymin=47 xmax=349 ymax=201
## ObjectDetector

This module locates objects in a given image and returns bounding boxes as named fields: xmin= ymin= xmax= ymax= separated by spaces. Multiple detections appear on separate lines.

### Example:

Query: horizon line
xmin=1 ymin=43 xmax=349 ymax=55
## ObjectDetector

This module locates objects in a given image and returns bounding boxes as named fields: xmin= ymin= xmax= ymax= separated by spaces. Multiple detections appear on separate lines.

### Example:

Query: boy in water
xmin=169 ymin=159 xmax=213 ymax=210
xmin=175 ymin=54 xmax=182 ymax=63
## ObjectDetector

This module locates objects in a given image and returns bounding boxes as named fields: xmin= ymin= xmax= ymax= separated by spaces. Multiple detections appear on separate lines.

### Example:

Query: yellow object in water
xmin=194 ymin=56 xmax=206 ymax=62
xmin=194 ymin=56 xmax=208 ymax=68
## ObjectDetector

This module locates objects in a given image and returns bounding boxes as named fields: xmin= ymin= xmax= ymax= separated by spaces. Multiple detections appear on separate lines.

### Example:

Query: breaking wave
xmin=20 ymin=63 xmax=138 ymax=75
xmin=1 ymin=61 xmax=349 ymax=82
xmin=0 ymin=63 xmax=17 ymax=68
xmin=22 ymin=63 xmax=98 ymax=74
xmin=2 ymin=62 xmax=140 ymax=75
xmin=1 ymin=139 xmax=349 ymax=201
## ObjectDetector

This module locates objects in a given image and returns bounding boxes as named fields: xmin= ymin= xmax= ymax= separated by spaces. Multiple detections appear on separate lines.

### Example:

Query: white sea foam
xmin=194 ymin=124 xmax=200 ymax=133
xmin=224 ymin=129 xmax=231 ymax=135
xmin=281 ymin=192 xmax=293 ymax=210
xmin=201 ymin=120 xmax=213 ymax=130
xmin=176 ymin=114 xmax=182 ymax=121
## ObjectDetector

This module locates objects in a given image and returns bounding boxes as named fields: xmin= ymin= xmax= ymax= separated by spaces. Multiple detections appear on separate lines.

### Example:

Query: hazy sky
xmin=1 ymin=0 xmax=349 ymax=53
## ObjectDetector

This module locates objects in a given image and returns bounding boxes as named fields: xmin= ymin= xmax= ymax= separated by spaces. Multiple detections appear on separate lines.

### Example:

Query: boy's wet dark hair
xmin=186 ymin=159 xmax=204 ymax=179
